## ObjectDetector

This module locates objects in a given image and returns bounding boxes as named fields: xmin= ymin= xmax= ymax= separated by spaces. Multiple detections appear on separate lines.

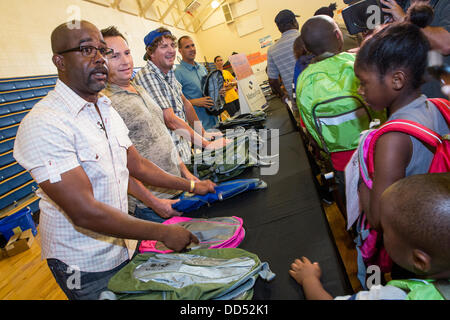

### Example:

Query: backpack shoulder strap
xmin=203 ymin=70 xmax=221 ymax=95
xmin=427 ymin=98 xmax=450 ymax=125
xmin=367 ymin=119 xmax=443 ymax=175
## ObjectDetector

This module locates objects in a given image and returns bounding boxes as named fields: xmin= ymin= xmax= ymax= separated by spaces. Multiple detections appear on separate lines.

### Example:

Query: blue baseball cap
xmin=144 ymin=29 xmax=172 ymax=47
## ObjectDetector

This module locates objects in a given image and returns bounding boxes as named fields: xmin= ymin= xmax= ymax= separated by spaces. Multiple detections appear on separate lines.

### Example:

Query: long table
xmin=185 ymin=99 xmax=353 ymax=300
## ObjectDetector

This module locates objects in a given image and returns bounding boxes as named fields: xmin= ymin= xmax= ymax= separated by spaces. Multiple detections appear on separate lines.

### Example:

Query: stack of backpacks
xmin=101 ymin=248 xmax=275 ymax=300
xmin=100 ymin=178 xmax=275 ymax=300
xmin=187 ymin=128 xmax=277 ymax=183
xmin=216 ymin=111 xmax=267 ymax=130
xmin=101 ymin=94 xmax=275 ymax=300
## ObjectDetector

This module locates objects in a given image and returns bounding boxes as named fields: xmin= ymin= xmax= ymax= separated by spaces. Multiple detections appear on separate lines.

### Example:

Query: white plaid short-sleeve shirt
xmin=13 ymin=80 xmax=132 ymax=272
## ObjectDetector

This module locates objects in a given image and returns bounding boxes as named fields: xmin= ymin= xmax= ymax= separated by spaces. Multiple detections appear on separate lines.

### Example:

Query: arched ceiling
xmin=84 ymin=0 xmax=241 ymax=32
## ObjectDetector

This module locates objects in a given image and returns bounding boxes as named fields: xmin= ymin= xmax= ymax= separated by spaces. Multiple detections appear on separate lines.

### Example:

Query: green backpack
xmin=296 ymin=52 xmax=386 ymax=154
xmin=388 ymin=279 xmax=450 ymax=300
xmin=101 ymin=248 xmax=275 ymax=300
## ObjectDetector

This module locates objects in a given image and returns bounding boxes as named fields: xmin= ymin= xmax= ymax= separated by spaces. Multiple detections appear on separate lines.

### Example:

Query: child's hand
xmin=289 ymin=257 xmax=322 ymax=285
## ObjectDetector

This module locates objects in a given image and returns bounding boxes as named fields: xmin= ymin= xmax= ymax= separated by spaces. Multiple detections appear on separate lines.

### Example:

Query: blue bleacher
xmin=0 ymin=75 xmax=57 ymax=92
xmin=0 ymin=181 xmax=38 ymax=210
xmin=0 ymin=151 xmax=15 ymax=167
xmin=0 ymin=126 xmax=19 ymax=141
xmin=0 ymin=139 xmax=14 ymax=154
xmin=0 ymin=75 xmax=57 ymax=219
xmin=0 ymin=98 xmax=42 ymax=116
xmin=0 ymin=112 xmax=29 ymax=128
xmin=0 ymin=163 xmax=25 ymax=182
xmin=0 ymin=171 xmax=33 ymax=196
xmin=0 ymin=86 xmax=54 ymax=104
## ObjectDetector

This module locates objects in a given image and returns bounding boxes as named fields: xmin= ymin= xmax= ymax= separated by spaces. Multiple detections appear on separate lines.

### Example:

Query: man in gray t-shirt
xmin=102 ymin=27 xmax=207 ymax=222
xmin=104 ymin=83 xmax=191 ymax=200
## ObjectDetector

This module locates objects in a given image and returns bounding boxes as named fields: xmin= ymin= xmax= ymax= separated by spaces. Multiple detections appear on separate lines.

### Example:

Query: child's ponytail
xmin=355 ymin=3 xmax=434 ymax=89
xmin=406 ymin=2 xmax=434 ymax=29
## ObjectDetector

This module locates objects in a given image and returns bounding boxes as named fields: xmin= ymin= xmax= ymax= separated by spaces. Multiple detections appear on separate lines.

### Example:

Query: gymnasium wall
xmin=0 ymin=0 xmax=203 ymax=78
xmin=195 ymin=0 xmax=349 ymax=62
xmin=0 ymin=0 xmax=350 ymax=78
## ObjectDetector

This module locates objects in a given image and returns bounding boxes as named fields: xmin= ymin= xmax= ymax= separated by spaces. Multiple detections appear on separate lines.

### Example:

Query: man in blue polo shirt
xmin=175 ymin=36 xmax=218 ymax=130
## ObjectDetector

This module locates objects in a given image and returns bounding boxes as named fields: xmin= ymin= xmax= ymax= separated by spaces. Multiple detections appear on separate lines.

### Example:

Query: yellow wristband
xmin=190 ymin=180 xmax=195 ymax=193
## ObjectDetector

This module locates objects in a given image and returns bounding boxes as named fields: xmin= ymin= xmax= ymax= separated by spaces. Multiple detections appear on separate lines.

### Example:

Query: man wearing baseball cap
xmin=267 ymin=9 xmax=300 ymax=124
xmin=133 ymin=27 xmax=227 ymax=163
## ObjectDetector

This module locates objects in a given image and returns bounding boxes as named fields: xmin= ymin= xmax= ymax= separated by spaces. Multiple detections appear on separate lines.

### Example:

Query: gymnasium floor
xmin=0 ymin=201 xmax=361 ymax=300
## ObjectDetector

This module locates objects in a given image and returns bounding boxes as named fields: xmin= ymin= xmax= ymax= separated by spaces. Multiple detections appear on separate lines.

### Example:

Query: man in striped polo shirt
xmin=267 ymin=9 xmax=300 ymax=123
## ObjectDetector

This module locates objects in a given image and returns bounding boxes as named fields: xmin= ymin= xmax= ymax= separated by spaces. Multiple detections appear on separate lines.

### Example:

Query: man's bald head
xmin=300 ymin=15 xmax=343 ymax=56
xmin=50 ymin=20 xmax=108 ymax=102
xmin=51 ymin=20 xmax=99 ymax=54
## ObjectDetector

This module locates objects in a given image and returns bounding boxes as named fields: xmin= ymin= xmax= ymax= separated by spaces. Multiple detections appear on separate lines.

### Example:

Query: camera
xmin=342 ymin=0 xmax=406 ymax=35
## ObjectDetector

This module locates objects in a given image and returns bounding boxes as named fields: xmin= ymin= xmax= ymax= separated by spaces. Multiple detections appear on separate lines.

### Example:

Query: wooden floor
xmin=0 ymin=201 xmax=361 ymax=300
xmin=323 ymin=202 xmax=362 ymax=293
xmin=0 ymin=231 xmax=67 ymax=300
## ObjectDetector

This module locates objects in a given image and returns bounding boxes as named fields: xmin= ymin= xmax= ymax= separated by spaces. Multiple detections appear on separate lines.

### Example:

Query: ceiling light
xmin=211 ymin=0 xmax=220 ymax=9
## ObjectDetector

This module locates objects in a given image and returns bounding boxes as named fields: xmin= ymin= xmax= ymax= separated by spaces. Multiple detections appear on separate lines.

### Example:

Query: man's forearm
xmin=422 ymin=26 xmax=450 ymax=55
xmin=182 ymin=95 xmax=204 ymax=135
xmin=79 ymin=198 xmax=169 ymax=240
xmin=38 ymin=168 xmax=169 ymax=241
xmin=268 ymin=78 xmax=284 ymax=98
xmin=189 ymin=98 xmax=205 ymax=108
xmin=179 ymin=161 xmax=192 ymax=178
xmin=128 ymin=148 xmax=192 ymax=192
xmin=165 ymin=112 xmax=210 ymax=148
xmin=128 ymin=176 xmax=161 ymax=209
xmin=133 ymin=160 xmax=191 ymax=192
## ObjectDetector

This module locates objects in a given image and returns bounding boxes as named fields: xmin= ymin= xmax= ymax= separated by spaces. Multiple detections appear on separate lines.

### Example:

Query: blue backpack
xmin=172 ymin=178 xmax=267 ymax=213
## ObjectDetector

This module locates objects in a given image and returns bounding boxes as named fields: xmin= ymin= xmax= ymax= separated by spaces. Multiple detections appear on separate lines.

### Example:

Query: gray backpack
xmin=203 ymin=70 xmax=226 ymax=116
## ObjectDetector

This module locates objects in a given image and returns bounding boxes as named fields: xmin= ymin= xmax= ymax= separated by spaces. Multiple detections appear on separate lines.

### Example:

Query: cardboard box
xmin=0 ymin=228 xmax=34 ymax=260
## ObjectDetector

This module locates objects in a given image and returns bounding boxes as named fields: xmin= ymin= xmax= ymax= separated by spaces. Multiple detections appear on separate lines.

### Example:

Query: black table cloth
xmin=185 ymin=99 xmax=353 ymax=299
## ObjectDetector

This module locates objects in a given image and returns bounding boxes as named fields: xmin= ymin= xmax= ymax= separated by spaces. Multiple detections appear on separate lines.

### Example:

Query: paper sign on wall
xmin=229 ymin=53 xmax=267 ymax=113
xmin=259 ymin=35 xmax=273 ymax=49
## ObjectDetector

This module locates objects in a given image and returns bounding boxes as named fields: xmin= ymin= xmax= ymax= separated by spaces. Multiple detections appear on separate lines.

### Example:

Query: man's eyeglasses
xmin=57 ymin=45 xmax=114 ymax=58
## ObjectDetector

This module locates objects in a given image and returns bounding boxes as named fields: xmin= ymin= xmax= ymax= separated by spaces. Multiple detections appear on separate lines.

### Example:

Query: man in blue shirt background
xmin=175 ymin=36 xmax=218 ymax=130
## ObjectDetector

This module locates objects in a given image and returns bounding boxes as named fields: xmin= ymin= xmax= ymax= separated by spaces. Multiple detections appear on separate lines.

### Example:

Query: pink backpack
xmin=139 ymin=216 xmax=245 ymax=254
xmin=361 ymin=98 xmax=450 ymax=187
xmin=356 ymin=98 xmax=450 ymax=287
